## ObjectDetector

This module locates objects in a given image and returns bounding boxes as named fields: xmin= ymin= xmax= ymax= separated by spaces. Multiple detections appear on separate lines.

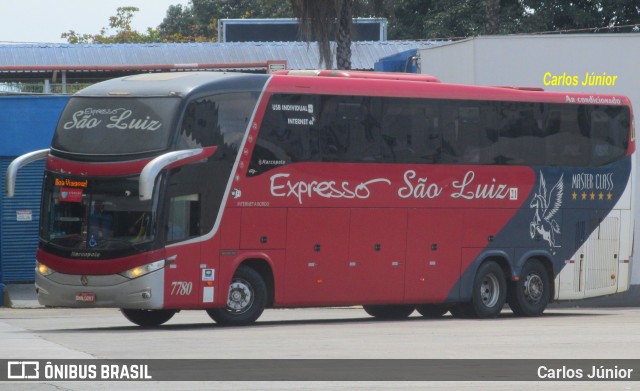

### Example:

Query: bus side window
xmin=336 ymin=100 xmax=388 ymax=163
xmin=318 ymin=98 xmax=347 ymax=161
xmin=178 ymin=93 xmax=255 ymax=158
xmin=589 ymin=106 xmax=628 ymax=166
xmin=381 ymin=103 xmax=412 ymax=163
xmin=544 ymin=107 xmax=590 ymax=166
xmin=455 ymin=105 xmax=494 ymax=164
xmin=167 ymin=194 xmax=200 ymax=242
xmin=178 ymin=98 xmax=219 ymax=149
xmin=413 ymin=104 xmax=443 ymax=163
xmin=249 ymin=94 xmax=318 ymax=174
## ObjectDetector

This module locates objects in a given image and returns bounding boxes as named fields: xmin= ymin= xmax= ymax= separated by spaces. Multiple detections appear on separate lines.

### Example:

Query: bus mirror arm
xmin=139 ymin=148 xmax=209 ymax=201
xmin=6 ymin=148 xmax=50 ymax=197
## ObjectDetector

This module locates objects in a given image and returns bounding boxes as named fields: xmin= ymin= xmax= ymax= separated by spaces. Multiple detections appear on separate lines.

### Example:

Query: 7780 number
xmin=170 ymin=281 xmax=193 ymax=296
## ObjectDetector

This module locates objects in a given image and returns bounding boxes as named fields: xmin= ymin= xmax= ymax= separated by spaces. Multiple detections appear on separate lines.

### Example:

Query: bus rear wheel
xmin=416 ymin=304 xmax=449 ymax=318
xmin=469 ymin=261 xmax=506 ymax=318
xmin=508 ymin=260 xmax=550 ymax=317
xmin=206 ymin=265 xmax=267 ymax=326
xmin=121 ymin=309 xmax=176 ymax=327
xmin=363 ymin=305 xmax=414 ymax=319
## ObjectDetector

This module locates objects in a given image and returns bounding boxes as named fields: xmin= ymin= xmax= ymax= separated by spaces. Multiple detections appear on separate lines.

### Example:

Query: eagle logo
xmin=530 ymin=173 xmax=564 ymax=248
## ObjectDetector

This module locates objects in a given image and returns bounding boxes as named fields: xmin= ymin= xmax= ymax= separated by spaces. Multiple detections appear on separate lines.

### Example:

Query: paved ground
xmin=0 ymin=306 xmax=639 ymax=390
xmin=6 ymin=282 xmax=640 ymax=309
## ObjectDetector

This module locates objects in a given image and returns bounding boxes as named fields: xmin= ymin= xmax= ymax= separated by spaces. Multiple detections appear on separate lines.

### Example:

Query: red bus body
xmin=8 ymin=71 xmax=633 ymax=325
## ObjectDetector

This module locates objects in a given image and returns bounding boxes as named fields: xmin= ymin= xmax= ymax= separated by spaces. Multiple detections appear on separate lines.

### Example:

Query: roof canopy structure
xmin=0 ymin=41 xmax=444 ymax=78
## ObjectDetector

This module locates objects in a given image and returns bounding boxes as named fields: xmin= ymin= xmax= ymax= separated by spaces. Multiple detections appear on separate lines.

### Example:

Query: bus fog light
xmin=36 ymin=286 xmax=49 ymax=296
xmin=119 ymin=260 xmax=165 ymax=279
xmin=36 ymin=262 xmax=55 ymax=276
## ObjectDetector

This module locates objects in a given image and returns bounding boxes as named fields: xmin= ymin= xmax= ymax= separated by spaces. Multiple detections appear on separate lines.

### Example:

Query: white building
xmin=419 ymin=34 xmax=640 ymax=286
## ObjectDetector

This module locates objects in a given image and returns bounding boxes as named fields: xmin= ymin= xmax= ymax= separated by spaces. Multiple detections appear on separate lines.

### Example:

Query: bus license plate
xmin=76 ymin=292 xmax=96 ymax=303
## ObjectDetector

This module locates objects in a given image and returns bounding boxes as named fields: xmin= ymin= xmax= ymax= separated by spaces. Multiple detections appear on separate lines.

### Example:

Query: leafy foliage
xmin=62 ymin=1 xmax=640 ymax=48
xmin=158 ymin=0 xmax=293 ymax=42
xmin=61 ymin=7 xmax=161 ymax=44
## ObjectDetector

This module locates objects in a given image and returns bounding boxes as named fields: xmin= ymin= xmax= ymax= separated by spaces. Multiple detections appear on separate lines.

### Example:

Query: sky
xmin=0 ymin=0 xmax=191 ymax=44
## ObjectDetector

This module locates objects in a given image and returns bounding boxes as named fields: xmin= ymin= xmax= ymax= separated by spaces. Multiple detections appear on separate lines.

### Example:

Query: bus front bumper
xmin=35 ymin=269 xmax=165 ymax=309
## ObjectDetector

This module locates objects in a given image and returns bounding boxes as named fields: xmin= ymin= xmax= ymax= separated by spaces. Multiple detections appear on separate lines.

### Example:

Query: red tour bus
xmin=6 ymin=70 xmax=635 ymax=326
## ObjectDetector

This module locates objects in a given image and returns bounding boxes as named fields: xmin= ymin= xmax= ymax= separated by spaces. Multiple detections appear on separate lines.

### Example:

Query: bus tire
xmin=363 ymin=304 xmax=414 ymax=319
xmin=470 ymin=261 xmax=506 ymax=318
xmin=121 ymin=309 xmax=176 ymax=327
xmin=416 ymin=304 xmax=449 ymax=318
xmin=508 ymin=260 xmax=550 ymax=317
xmin=206 ymin=265 xmax=267 ymax=326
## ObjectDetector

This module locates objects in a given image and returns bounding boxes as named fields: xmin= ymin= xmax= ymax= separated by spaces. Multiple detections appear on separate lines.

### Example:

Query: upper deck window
xmin=52 ymin=97 xmax=180 ymax=156
xmin=176 ymin=92 xmax=258 ymax=162
xmin=248 ymin=93 xmax=630 ymax=175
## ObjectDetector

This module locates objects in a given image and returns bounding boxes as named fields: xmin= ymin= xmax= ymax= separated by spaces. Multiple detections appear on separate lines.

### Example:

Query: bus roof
xmin=274 ymin=69 xmax=441 ymax=83
xmin=72 ymin=70 xmax=632 ymax=108
xmin=74 ymin=72 xmax=269 ymax=98
xmin=267 ymin=70 xmax=632 ymax=107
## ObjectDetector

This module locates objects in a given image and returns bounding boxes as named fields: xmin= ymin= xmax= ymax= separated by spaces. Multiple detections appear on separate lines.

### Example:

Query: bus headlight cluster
xmin=119 ymin=260 xmax=165 ymax=279
xmin=36 ymin=261 xmax=55 ymax=276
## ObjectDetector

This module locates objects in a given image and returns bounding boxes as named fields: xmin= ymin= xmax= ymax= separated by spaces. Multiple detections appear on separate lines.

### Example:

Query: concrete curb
xmin=4 ymin=283 xmax=43 ymax=309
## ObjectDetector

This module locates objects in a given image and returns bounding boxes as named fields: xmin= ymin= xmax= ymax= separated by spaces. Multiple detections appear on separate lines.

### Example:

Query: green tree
xmin=520 ymin=0 xmax=602 ymax=33
xmin=417 ymin=0 xmax=527 ymax=39
xmin=520 ymin=0 xmax=640 ymax=33
xmin=384 ymin=0 xmax=432 ymax=40
xmin=600 ymin=0 xmax=640 ymax=29
xmin=485 ymin=0 xmax=501 ymax=34
xmin=365 ymin=0 xmax=527 ymax=40
xmin=291 ymin=0 xmax=355 ymax=69
xmin=157 ymin=4 xmax=198 ymax=42
xmin=62 ymin=7 xmax=160 ymax=44
xmin=158 ymin=0 xmax=293 ymax=42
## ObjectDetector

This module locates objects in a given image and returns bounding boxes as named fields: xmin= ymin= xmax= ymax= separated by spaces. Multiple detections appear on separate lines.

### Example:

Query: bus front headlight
xmin=36 ymin=261 xmax=55 ymax=276
xmin=119 ymin=260 xmax=165 ymax=279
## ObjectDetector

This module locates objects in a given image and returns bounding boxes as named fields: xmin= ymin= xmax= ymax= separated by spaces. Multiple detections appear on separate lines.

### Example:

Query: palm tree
xmin=291 ymin=0 xmax=354 ymax=70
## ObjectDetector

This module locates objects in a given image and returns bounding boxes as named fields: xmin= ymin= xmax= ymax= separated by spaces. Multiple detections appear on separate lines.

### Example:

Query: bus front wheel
xmin=206 ymin=265 xmax=267 ymax=326
xmin=121 ymin=309 xmax=177 ymax=327
xmin=363 ymin=305 xmax=414 ymax=319
xmin=508 ymin=260 xmax=550 ymax=317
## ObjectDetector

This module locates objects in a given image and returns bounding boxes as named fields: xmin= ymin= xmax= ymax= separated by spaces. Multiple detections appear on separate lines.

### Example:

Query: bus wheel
xmin=508 ymin=260 xmax=550 ymax=317
xmin=470 ymin=261 xmax=506 ymax=318
xmin=120 ymin=309 xmax=176 ymax=327
xmin=363 ymin=305 xmax=414 ymax=319
xmin=416 ymin=304 xmax=449 ymax=318
xmin=206 ymin=265 xmax=267 ymax=326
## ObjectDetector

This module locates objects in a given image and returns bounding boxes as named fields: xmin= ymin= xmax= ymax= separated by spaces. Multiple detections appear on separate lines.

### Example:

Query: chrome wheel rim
xmin=523 ymin=273 xmax=544 ymax=304
xmin=480 ymin=273 xmax=500 ymax=308
xmin=226 ymin=278 xmax=254 ymax=314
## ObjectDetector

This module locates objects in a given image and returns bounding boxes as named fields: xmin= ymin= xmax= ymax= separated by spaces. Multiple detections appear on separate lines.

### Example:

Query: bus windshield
xmin=41 ymin=175 xmax=156 ymax=253
xmin=52 ymin=97 xmax=181 ymax=156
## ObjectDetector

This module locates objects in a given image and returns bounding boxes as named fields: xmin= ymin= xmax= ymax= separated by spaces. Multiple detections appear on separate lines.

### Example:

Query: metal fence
xmin=0 ymin=82 xmax=92 ymax=94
